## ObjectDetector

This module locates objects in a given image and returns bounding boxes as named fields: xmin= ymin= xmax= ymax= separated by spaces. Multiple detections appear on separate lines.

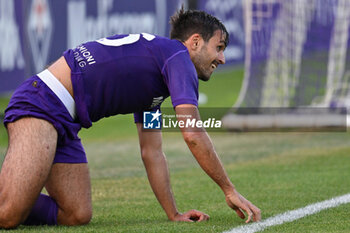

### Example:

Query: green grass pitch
xmin=0 ymin=68 xmax=350 ymax=232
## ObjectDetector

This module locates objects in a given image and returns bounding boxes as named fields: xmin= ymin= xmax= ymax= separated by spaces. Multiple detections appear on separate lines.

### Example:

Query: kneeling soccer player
xmin=0 ymin=7 xmax=260 ymax=228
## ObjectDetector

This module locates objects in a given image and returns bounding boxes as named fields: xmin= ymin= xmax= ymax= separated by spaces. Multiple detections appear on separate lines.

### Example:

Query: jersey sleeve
xmin=162 ymin=50 xmax=198 ymax=108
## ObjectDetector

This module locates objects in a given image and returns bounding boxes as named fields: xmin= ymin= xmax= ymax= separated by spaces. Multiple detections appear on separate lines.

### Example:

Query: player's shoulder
xmin=149 ymin=35 xmax=188 ymax=56
xmin=152 ymin=35 xmax=183 ymax=48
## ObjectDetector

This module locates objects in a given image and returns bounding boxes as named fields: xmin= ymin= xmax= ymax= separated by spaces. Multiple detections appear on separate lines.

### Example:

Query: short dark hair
xmin=170 ymin=7 xmax=229 ymax=48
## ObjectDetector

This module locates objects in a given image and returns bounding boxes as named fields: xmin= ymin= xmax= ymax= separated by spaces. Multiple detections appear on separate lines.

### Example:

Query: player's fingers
xmin=197 ymin=213 xmax=210 ymax=222
xmin=236 ymin=203 xmax=253 ymax=223
xmin=180 ymin=216 xmax=194 ymax=222
xmin=174 ymin=212 xmax=194 ymax=222
xmin=228 ymin=197 xmax=247 ymax=219
xmin=234 ymin=208 xmax=245 ymax=219
xmin=245 ymin=210 xmax=253 ymax=224
xmin=197 ymin=214 xmax=204 ymax=222
xmin=227 ymin=197 xmax=246 ymax=219
xmin=237 ymin=195 xmax=260 ymax=223
xmin=244 ymin=201 xmax=261 ymax=222
xmin=184 ymin=210 xmax=209 ymax=222
xmin=183 ymin=219 xmax=194 ymax=222
xmin=252 ymin=206 xmax=262 ymax=222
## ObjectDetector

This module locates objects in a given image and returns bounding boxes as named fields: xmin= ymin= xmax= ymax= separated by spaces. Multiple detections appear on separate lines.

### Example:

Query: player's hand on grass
xmin=172 ymin=209 xmax=210 ymax=222
xmin=225 ymin=190 xmax=261 ymax=223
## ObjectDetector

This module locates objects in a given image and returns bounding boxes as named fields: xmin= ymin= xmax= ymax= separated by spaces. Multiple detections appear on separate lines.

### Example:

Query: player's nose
xmin=218 ymin=51 xmax=225 ymax=64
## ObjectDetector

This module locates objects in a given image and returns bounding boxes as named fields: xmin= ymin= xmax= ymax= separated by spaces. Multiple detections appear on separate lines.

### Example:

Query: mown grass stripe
xmin=224 ymin=193 xmax=350 ymax=233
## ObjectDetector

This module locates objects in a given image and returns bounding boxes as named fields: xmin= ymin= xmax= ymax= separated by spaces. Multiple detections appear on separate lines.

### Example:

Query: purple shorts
xmin=3 ymin=75 xmax=87 ymax=163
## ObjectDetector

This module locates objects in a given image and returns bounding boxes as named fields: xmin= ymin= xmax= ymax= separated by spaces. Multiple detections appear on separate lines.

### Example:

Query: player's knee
xmin=0 ymin=189 xmax=29 ymax=229
xmin=141 ymin=149 xmax=163 ymax=162
xmin=71 ymin=211 xmax=92 ymax=225
xmin=66 ymin=207 xmax=92 ymax=226
xmin=0 ymin=207 xmax=23 ymax=229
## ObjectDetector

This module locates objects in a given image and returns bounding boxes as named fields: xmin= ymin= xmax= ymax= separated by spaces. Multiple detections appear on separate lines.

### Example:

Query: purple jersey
xmin=63 ymin=33 xmax=198 ymax=128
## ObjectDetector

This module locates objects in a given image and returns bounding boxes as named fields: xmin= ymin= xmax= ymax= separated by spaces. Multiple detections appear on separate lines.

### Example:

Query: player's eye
xmin=217 ymin=46 xmax=224 ymax=51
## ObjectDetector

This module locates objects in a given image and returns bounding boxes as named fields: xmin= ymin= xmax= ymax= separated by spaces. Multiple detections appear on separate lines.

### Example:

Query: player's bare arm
xmin=175 ymin=104 xmax=261 ymax=223
xmin=136 ymin=123 xmax=209 ymax=222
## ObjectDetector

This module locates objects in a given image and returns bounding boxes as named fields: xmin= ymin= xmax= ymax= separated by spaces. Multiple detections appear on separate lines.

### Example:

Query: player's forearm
xmin=141 ymin=150 xmax=179 ymax=220
xmin=184 ymin=131 xmax=235 ymax=195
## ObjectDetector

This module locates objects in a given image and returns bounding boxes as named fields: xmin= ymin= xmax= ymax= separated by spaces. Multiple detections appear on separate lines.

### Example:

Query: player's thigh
xmin=0 ymin=117 xmax=57 ymax=221
xmin=45 ymin=163 xmax=92 ymax=220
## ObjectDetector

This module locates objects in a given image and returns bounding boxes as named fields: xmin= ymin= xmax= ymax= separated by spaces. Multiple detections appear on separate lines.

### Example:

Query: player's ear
xmin=185 ymin=33 xmax=202 ymax=51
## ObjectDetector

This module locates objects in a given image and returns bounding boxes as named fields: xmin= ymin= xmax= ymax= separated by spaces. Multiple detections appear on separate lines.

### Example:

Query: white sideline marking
xmin=223 ymin=193 xmax=350 ymax=233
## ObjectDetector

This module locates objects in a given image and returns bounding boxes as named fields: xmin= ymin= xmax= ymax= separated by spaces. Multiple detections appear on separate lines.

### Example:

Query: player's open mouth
xmin=211 ymin=63 xmax=217 ymax=70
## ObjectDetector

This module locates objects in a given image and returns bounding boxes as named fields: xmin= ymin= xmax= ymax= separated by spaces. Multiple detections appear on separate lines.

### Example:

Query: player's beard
xmin=193 ymin=45 xmax=213 ymax=82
